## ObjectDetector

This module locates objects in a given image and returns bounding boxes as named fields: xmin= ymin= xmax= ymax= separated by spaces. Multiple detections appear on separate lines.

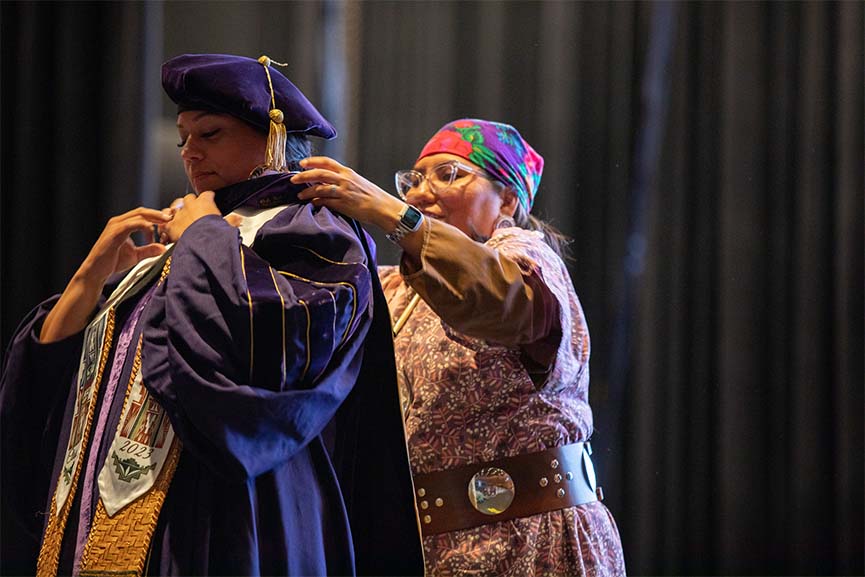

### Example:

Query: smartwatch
xmin=385 ymin=204 xmax=424 ymax=244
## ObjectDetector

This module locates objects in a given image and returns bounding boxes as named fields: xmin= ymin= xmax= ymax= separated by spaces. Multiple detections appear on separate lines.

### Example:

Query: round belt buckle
xmin=468 ymin=467 xmax=515 ymax=515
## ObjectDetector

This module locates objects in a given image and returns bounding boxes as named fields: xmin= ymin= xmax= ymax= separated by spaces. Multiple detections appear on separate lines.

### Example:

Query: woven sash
xmin=78 ymin=337 xmax=180 ymax=576
xmin=37 ymin=252 xmax=174 ymax=577
xmin=37 ymin=196 xmax=293 ymax=576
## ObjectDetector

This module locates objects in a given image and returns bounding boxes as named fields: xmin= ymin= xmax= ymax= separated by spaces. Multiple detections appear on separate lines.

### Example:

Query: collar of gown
xmin=214 ymin=172 xmax=309 ymax=215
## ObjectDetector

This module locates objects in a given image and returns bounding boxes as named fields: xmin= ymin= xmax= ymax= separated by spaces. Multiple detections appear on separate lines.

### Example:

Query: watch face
xmin=402 ymin=205 xmax=424 ymax=230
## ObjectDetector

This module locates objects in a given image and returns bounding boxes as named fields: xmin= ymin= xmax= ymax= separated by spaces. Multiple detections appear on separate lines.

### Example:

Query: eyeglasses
xmin=394 ymin=160 xmax=489 ymax=200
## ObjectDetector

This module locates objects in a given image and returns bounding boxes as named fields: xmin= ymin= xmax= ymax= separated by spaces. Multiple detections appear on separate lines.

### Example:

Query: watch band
xmin=386 ymin=204 xmax=424 ymax=244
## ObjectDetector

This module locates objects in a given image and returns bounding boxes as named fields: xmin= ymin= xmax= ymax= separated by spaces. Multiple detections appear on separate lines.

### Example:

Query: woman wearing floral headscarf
xmin=293 ymin=118 xmax=626 ymax=576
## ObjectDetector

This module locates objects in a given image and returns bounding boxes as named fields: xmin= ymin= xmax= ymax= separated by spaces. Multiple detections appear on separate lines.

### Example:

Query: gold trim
xmin=120 ymin=337 xmax=148 ymax=436
xmin=158 ymin=256 xmax=172 ymax=285
xmin=289 ymin=244 xmax=364 ymax=266
xmin=298 ymin=299 xmax=311 ymax=381
xmin=37 ymin=309 xmax=116 ymax=576
xmin=277 ymin=270 xmax=357 ymax=346
xmin=269 ymin=267 xmax=287 ymax=385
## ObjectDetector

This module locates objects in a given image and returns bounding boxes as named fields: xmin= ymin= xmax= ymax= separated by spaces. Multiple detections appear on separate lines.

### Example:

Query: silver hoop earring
xmin=494 ymin=215 xmax=515 ymax=230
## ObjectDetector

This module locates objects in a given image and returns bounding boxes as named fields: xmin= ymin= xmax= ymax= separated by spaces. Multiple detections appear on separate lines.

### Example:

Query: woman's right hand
xmin=40 ymin=207 xmax=172 ymax=343
xmin=79 ymin=207 xmax=173 ymax=285
xmin=291 ymin=156 xmax=407 ymax=232
xmin=292 ymin=156 xmax=427 ymax=262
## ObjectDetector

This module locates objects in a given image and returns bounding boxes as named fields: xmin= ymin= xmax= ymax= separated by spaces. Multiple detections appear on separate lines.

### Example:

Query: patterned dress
xmin=381 ymin=221 xmax=626 ymax=576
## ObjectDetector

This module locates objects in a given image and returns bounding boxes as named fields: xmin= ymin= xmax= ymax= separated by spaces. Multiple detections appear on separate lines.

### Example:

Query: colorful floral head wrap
xmin=417 ymin=118 xmax=544 ymax=213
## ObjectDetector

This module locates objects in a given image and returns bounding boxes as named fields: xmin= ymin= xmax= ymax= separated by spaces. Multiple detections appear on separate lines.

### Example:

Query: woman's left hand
xmin=292 ymin=156 xmax=406 ymax=232
xmin=159 ymin=191 xmax=221 ymax=243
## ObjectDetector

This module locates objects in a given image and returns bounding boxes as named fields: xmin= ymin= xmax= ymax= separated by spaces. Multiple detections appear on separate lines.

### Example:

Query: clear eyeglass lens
xmin=395 ymin=170 xmax=422 ymax=199
xmin=430 ymin=162 xmax=459 ymax=188
xmin=394 ymin=162 xmax=473 ymax=199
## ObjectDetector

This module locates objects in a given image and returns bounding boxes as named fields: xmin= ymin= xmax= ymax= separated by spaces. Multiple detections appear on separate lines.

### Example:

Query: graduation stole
xmin=37 ymin=175 xmax=306 ymax=576
xmin=37 ymin=251 xmax=181 ymax=577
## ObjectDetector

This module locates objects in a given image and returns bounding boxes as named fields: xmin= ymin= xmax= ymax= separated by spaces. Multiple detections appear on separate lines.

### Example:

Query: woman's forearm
xmin=39 ymin=271 xmax=104 ymax=343
xmin=401 ymin=218 xmax=558 ymax=346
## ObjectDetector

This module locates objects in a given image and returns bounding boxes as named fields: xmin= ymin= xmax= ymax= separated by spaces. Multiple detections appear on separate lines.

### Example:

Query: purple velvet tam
xmin=162 ymin=53 xmax=336 ymax=139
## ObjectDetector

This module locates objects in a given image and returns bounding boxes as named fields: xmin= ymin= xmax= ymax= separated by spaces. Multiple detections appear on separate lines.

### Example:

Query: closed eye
xmin=176 ymin=128 xmax=220 ymax=148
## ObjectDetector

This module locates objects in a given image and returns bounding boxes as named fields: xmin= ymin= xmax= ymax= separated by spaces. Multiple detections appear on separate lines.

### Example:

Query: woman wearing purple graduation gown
xmin=0 ymin=54 xmax=420 ymax=576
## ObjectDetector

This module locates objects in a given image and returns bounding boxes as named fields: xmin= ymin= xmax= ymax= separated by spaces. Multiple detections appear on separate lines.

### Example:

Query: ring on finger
xmin=329 ymin=184 xmax=338 ymax=194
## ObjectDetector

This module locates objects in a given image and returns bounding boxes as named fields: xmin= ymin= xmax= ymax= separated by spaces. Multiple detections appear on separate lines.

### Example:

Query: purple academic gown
xmin=0 ymin=174 xmax=422 ymax=576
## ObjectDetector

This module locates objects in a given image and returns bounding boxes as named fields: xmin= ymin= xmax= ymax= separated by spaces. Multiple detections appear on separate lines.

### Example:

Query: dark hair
xmin=489 ymin=177 xmax=571 ymax=259
xmin=512 ymin=202 xmax=572 ymax=259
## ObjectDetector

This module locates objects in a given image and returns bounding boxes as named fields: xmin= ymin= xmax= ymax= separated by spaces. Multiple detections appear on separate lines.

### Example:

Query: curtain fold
xmin=0 ymin=5 xmax=159 ymax=571
xmin=1 ymin=1 xmax=158 ymax=359
xmin=616 ymin=2 xmax=863 ymax=574
xmin=352 ymin=1 xmax=862 ymax=574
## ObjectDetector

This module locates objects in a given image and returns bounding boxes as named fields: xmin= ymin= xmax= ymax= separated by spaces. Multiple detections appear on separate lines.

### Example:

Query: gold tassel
xmin=266 ymin=109 xmax=287 ymax=172
xmin=258 ymin=55 xmax=290 ymax=173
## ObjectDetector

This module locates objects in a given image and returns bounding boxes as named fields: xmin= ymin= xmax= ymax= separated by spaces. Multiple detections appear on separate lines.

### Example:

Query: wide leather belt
xmin=413 ymin=441 xmax=603 ymax=536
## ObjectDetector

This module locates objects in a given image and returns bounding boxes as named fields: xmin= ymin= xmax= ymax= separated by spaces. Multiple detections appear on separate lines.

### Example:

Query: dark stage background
xmin=1 ymin=1 xmax=862 ymax=574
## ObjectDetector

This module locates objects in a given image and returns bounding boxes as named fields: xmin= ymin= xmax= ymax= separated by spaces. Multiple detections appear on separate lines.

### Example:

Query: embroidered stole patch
xmin=55 ymin=311 xmax=113 ymax=513
xmin=79 ymin=337 xmax=181 ymax=576
xmin=96 ymin=339 xmax=176 ymax=515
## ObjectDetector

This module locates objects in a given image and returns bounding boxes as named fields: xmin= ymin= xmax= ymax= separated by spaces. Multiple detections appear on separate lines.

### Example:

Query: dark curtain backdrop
xmin=1 ymin=1 xmax=160 ymax=349
xmin=354 ymin=4 xmax=863 ymax=573
xmin=623 ymin=3 xmax=864 ymax=575
xmin=1 ymin=1 xmax=862 ymax=575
